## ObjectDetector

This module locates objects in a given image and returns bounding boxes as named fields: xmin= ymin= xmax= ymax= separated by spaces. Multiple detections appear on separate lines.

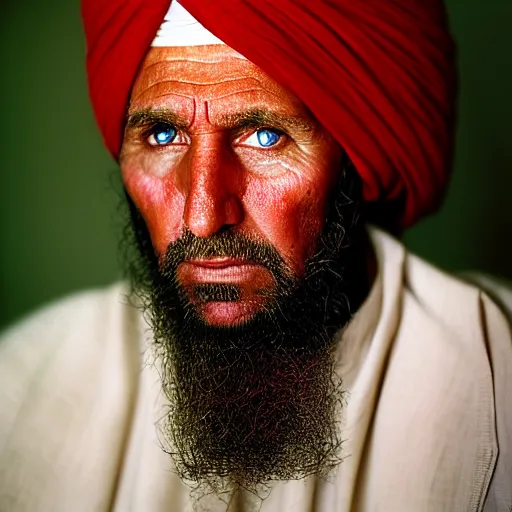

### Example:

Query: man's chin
xmin=195 ymin=300 xmax=263 ymax=327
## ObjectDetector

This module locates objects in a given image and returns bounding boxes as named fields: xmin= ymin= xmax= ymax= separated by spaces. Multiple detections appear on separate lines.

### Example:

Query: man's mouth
xmin=175 ymin=258 xmax=272 ymax=325
xmin=188 ymin=257 xmax=251 ymax=269
xmin=178 ymin=257 xmax=268 ymax=285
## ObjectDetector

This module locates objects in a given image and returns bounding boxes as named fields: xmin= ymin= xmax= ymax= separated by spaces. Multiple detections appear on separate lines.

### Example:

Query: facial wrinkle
xmin=131 ymin=89 xmax=196 ymax=106
xmin=134 ymin=56 xmax=247 ymax=76
xmin=190 ymin=97 xmax=197 ymax=128
xmin=134 ymin=57 xmax=257 ymax=90
xmin=157 ymin=55 xmax=247 ymax=64
xmin=202 ymin=88 xmax=286 ymax=106
xmin=203 ymin=100 xmax=211 ymax=127
xmin=152 ymin=64 xmax=261 ymax=83
xmin=159 ymin=77 xmax=259 ymax=86
xmin=146 ymin=46 xmax=248 ymax=65
xmin=134 ymin=80 xmax=281 ymax=105
xmin=136 ymin=77 xmax=260 ymax=97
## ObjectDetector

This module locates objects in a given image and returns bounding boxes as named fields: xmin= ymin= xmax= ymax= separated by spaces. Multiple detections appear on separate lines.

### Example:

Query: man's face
xmin=119 ymin=44 xmax=367 ymax=501
xmin=121 ymin=45 xmax=342 ymax=326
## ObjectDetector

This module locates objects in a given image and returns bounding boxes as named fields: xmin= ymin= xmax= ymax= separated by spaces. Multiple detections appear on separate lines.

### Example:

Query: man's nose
xmin=182 ymin=140 xmax=244 ymax=238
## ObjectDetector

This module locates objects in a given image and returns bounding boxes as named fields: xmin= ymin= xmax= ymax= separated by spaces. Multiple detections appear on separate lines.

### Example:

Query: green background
xmin=1 ymin=1 xmax=511 ymax=329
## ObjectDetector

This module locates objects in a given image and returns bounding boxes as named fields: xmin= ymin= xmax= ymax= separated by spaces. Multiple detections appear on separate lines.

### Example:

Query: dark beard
xmin=123 ymin=157 xmax=369 ymax=500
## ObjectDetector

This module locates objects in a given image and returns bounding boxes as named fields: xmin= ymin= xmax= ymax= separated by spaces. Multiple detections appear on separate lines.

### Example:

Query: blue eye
xmin=244 ymin=129 xmax=282 ymax=148
xmin=256 ymin=129 xmax=281 ymax=147
xmin=149 ymin=124 xmax=177 ymax=146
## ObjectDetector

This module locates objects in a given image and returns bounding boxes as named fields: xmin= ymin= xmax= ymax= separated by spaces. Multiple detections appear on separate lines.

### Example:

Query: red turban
xmin=82 ymin=0 xmax=457 ymax=229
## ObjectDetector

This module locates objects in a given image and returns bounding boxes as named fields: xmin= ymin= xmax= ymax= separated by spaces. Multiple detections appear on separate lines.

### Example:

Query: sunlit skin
xmin=120 ymin=45 xmax=343 ymax=326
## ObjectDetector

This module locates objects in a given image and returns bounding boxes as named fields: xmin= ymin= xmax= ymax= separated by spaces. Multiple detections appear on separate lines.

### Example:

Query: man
xmin=0 ymin=1 xmax=511 ymax=511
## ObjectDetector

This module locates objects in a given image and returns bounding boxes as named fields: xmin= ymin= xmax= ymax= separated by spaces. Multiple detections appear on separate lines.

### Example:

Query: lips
xmin=177 ymin=258 xmax=274 ymax=287
xmin=188 ymin=257 xmax=250 ymax=269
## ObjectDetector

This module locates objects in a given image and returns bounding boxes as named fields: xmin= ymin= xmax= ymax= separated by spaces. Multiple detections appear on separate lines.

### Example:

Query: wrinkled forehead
xmin=131 ymin=45 xmax=307 ymax=116
xmin=136 ymin=44 xmax=277 ymax=89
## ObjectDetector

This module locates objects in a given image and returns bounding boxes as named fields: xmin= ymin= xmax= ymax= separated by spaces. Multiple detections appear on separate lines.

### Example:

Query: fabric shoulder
xmin=368 ymin=227 xmax=510 ymax=335
xmin=459 ymin=273 xmax=512 ymax=512
xmin=0 ymin=283 xmax=143 ymax=511
xmin=0 ymin=282 xmax=138 ymax=435
xmin=402 ymin=249 xmax=510 ymax=335
xmin=403 ymin=251 xmax=512 ymax=512
xmin=460 ymin=272 xmax=512 ymax=321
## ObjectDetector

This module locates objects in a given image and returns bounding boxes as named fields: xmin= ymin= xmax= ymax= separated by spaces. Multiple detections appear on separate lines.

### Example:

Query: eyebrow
xmin=126 ymin=108 xmax=189 ymax=130
xmin=126 ymin=107 xmax=314 ymax=134
xmin=216 ymin=109 xmax=315 ymax=134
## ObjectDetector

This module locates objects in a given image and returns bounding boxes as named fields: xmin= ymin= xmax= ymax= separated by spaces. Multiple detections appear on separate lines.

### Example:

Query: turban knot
xmin=82 ymin=0 xmax=457 ymax=229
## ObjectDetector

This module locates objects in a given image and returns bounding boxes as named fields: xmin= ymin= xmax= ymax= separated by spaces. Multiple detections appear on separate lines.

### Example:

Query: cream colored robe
xmin=0 ymin=227 xmax=511 ymax=511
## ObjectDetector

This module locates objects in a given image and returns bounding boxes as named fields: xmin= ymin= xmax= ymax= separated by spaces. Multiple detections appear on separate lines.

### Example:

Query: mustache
xmin=161 ymin=228 xmax=293 ymax=280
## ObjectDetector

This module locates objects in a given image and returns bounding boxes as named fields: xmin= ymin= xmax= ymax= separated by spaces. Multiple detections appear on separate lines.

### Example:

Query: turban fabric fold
xmin=82 ymin=0 xmax=457 ymax=229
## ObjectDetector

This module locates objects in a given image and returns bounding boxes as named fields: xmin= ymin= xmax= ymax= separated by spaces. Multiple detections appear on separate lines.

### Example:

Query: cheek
xmin=245 ymin=176 xmax=329 ymax=273
xmin=121 ymin=162 xmax=184 ymax=256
